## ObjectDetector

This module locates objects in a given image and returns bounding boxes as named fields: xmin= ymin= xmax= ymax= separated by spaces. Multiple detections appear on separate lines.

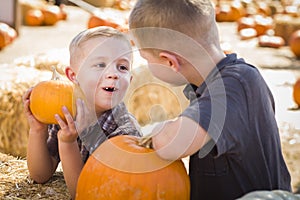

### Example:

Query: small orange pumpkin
xmin=25 ymin=9 xmax=44 ymax=26
xmin=0 ymin=23 xmax=11 ymax=49
xmin=289 ymin=30 xmax=300 ymax=58
xmin=76 ymin=135 xmax=190 ymax=200
xmin=41 ymin=5 xmax=60 ymax=26
xmin=29 ymin=70 xmax=79 ymax=124
xmin=293 ymin=78 xmax=300 ymax=106
xmin=258 ymin=35 xmax=285 ymax=48
xmin=253 ymin=15 xmax=273 ymax=36
xmin=237 ymin=16 xmax=255 ymax=32
xmin=87 ymin=15 xmax=120 ymax=29
xmin=0 ymin=23 xmax=17 ymax=49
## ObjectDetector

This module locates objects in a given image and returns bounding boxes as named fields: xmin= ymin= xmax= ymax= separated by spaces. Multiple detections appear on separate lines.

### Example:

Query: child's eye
xmin=118 ymin=64 xmax=129 ymax=71
xmin=95 ymin=63 xmax=106 ymax=68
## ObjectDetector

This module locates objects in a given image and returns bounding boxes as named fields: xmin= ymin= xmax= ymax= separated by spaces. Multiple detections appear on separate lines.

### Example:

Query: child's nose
xmin=105 ymin=68 xmax=119 ymax=79
xmin=105 ymin=71 xmax=119 ymax=79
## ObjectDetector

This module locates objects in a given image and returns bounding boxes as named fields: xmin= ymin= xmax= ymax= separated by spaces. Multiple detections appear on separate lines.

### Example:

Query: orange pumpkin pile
xmin=76 ymin=135 xmax=190 ymax=200
xmin=0 ymin=22 xmax=17 ymax=50
xmin=25 ymin=5 xmax=67 ymax=26
xmin=214 ymin=0 xmax=300 ymax=50
xmin=87 ymin=12 xmax=128 ymax=32
xmin=237 ymin=15 xmax=275 ymax=40
xmin=215 ymin=1 xmax=246 ymax=22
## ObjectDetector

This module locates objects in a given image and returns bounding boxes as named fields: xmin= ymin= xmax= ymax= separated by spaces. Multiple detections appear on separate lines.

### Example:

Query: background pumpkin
xmin=0 ymin=23 xmax=17 ymax=49
xmin=289 ymin=30 xmax=300 ymax=58
xmin=76 ymin=135 xmax=190 ymax=200
xmin=293 ymin=78 xmax=300 ymax=107
xmin=41 ymin=5 xmax=61 ymax=26
xmin=87 ymin=15 xmax=120 ymax=29
xmin=25 ymin=9 xmax=44 ymax=26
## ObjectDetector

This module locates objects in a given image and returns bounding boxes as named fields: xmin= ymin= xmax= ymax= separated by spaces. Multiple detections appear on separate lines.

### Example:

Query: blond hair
xmin=70 ymin=26 xmax=130 ymax=53
xmin=69 ymin=26 xmax=132 ymax=68
xmin=129 ymin=0 xmax=219 ymax=52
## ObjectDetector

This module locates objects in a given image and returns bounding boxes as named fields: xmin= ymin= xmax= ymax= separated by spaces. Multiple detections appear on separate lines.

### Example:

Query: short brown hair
xmin=129 ymin=0 xmax=215 ymax=43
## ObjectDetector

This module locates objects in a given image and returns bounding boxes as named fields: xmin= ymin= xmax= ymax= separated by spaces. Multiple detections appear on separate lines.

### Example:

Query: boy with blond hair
xmin=23 ymin=26 xmax=141 ymax=199
xmin=129 ymin=0 xmax=291 ymax=199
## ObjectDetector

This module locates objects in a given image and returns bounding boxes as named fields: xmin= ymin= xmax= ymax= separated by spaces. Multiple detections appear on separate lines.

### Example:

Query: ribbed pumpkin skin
xmin=76 ymin=135 xmax=190 ymax=200
xmin=30 ymin=80 xmax=75 ymax=124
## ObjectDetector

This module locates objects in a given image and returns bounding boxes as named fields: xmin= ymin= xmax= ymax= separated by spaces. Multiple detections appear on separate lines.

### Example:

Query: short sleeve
xmin=181 ymin=76 xmax=248 ymax=156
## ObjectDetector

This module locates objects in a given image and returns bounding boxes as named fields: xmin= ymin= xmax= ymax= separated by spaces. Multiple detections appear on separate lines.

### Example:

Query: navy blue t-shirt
xmin=181 ymin=54 xmax=291 ymax=200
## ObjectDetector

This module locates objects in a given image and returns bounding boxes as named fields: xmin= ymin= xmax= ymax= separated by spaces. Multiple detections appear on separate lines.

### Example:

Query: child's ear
xmin=65 ymin=67 xmax=77 ymax=82
xmin=159 ymin=51 xmax=180 ymax=72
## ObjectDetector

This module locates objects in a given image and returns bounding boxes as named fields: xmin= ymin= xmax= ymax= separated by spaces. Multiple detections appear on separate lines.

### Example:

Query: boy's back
xmin=183 ymin=54 xmax=291 ymax=200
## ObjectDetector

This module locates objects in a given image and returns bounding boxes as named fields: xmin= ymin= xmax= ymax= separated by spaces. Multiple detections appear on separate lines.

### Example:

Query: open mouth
xmin=103 ymin=87 xmax=117 ymax=92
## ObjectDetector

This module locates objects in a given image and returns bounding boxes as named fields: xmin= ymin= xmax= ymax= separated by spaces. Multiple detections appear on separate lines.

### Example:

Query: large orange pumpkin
xmin=289 ymin=30 xmax=300 ymax=58
xmin=293 ymin=78 xmax=300 ymax=106
xmin=29 ymin=70 xmax=82 ymax=124
xmin=76 ymin=135 xmax=190 ymax=200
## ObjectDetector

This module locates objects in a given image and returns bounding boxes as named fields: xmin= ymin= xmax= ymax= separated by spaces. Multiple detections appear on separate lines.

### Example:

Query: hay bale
xmin=0 ymin=65 xmax=52 ymax=157
xmin=0 ymin=152 xmax=70 ymax=199
xmin=125 ymin=66 xmax=189 ymax=126
xmin=14 ymin=48 xmax=69 ymax=75
xmin=274 ymin=14 xmax=300 ymax=44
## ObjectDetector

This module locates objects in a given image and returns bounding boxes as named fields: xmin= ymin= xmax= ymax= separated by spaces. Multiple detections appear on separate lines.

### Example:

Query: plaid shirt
xmin=47 ymin=102 xmax=141 ymax=163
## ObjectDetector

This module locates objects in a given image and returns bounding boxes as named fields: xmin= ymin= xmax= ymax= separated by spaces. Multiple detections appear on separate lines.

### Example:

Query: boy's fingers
xmin=22 ymin=87 xmax=33 ymax=102
xmin=55 ymin=114 xmax=67 ymax=129
xmin=62 ymin=106 xmax=77 ymax=133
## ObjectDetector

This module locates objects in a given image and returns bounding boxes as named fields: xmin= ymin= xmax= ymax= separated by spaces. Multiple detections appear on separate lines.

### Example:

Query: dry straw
xmin=124 ymin=65 xmax=189 ymax=126
xmin=0 ymin=152 xmax=70 ymax=199
xmin=0 ymin=65 xmax=52 ymax=157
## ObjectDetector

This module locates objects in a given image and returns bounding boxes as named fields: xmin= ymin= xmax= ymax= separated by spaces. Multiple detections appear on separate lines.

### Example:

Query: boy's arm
xmin=27 ymin=127 xmax=59 ymax=183
xmin=58 ymin=141 xmax=83 ymax=200
xmin=23 ymin=88 xmax=59 ymax=183
xmin=151 ymin=116 xmax=211 ymax=160
xmin=55 ymin=106 xmax=84 ymax=200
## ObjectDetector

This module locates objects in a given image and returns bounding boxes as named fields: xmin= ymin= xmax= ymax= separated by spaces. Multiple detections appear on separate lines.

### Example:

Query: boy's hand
xmin=22 ymin=87 xmax=48 ymax=132
xmin=55 ymin=106 xmax=78 ymax=143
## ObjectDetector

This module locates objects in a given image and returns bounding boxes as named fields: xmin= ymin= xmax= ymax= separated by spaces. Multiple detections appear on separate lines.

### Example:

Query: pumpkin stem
xmin=51 ymin=67 xmax=61 ymax=80
xmin=138 ymin=134 xmax=153 ymax=149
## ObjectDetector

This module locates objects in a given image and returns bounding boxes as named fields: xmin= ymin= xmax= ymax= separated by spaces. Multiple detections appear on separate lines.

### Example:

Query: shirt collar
xmin=98 ymin=102 xmax=128 ymax=133
xmin=183 ymin=53 xmax=239 ymax=100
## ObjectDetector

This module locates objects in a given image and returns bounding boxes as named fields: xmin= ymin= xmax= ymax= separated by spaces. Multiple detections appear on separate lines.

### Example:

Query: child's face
xmin=73 ymin=37 xmax=132 ymax=116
